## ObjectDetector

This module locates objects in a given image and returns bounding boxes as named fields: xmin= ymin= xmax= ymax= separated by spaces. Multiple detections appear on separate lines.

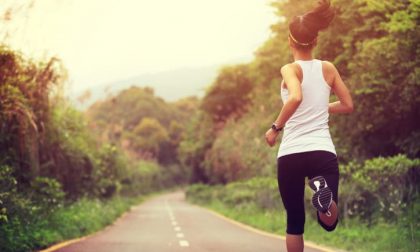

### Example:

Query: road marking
xmin=179 ymin=240 xmax=190 ymax=247
xmin=166 ymin=198 xmax=191 ymax=248
xmin=176 ymin=233 xmax=184 ymax=238
xmin=165 ymin=200 xmax=177 ymax=224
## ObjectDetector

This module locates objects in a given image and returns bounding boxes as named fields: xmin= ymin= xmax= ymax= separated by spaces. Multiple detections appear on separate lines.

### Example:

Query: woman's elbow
xmin=290 ymin=95 xmax=302 ymax=105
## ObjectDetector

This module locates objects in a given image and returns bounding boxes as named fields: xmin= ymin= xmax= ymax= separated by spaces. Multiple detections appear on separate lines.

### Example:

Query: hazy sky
xmin=3 ymin=0 xmax=277 ymax=93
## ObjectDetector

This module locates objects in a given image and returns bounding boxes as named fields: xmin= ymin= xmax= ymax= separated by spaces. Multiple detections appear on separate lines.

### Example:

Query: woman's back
xmin=278 ymin=59 xmax=336 ymax=158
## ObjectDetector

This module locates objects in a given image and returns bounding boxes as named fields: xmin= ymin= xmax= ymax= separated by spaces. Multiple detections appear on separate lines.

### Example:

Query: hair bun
xmin=288 ymin=0 xmax=335 ymax=48
xmin=302 ymin=0 xmax=335 ymax=33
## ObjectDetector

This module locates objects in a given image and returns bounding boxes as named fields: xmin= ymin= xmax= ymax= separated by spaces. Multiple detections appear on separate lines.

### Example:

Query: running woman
xmin=264 ymin=1 xmax=353 ymax=251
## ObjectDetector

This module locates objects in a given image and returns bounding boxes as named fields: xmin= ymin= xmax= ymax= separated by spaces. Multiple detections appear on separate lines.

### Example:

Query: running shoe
xmin=308 ymin=176 xmax=332 ymax=214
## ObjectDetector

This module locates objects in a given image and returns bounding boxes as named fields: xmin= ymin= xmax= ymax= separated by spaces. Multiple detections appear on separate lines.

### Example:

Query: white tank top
xmin=277 ymin=59 xmax=336 ymax=158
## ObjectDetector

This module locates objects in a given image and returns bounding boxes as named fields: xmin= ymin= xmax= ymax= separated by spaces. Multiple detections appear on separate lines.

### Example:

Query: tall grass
xmin=0 ymin=195 xmax=146 ymax=252
xmin=186 ymin=179 xmax=418 ymax=252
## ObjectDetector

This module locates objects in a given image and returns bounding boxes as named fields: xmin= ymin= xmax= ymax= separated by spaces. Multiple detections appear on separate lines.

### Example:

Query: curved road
xmin=52 ymin=192 xmax=329 ymax=252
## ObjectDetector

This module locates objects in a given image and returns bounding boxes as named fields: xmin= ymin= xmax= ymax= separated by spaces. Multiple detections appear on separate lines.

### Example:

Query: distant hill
xmin=70 ymin=65 xmax=223 ymax=109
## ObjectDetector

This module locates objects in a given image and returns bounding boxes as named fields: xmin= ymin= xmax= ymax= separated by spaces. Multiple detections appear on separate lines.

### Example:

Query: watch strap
xmin=272 ymin=123 xmax=283 ymax=132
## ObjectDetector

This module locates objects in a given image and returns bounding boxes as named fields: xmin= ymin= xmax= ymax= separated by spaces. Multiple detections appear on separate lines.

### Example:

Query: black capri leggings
xmin=277 ymin=150 xmax=339 ymax=235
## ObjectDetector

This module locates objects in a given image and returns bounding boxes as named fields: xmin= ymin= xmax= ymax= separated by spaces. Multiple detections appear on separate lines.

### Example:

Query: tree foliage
xmin=132 ymin=117 xmax=169 ymax=157
xmin=201 ymin=64 xmax=254 ymax=124
xmin=179 ymin=0 xmax=419 ymax=183
xmin=179 ymin=2 xmax=420 ymax=240
xmin=86 ymin=86 xmax=197 ymax=164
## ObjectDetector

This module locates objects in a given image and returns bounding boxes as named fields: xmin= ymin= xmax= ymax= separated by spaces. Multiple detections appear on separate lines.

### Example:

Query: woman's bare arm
xmin=265 ymin=63 xmax=302 ymax=147
xmin=326 ymin=62 xmax=354 ymax=114
xmin=273 ymin=64 xmax=303 ymax=126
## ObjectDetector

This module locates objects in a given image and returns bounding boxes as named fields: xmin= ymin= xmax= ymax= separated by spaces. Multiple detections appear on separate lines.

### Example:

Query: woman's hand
xmin=265 ymin=128 xmax=280 ymax=147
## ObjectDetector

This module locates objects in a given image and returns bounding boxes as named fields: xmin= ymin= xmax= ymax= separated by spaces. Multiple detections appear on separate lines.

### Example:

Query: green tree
xmin=201 ymin=64 xmax=254 ymax=124
xmin=132 ymin=117 xmax=169 ymax=158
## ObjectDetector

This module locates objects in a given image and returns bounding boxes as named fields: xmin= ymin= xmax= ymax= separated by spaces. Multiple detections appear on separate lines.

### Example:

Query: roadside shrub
xmin=186 ymin=183 xmax=214 ymax=204
xmin=188 ymin=154 xmax=420 ymax=230
xmin=341 ymin=154 xmax=420 ymax=223
xmin=95 ymin=144 xmax=127 ymax=198
xmin=187 ymin=177 xmax=282 ymax=211
xmin=159 ymin=163 xmax=189 ymax=188
xmin=120 ymin=160 xmax=163 ymax=195
xmin=28 ymin=177 xmax=65 ymax=215
xmin=0 ymin=165 xmax=17 ymax=223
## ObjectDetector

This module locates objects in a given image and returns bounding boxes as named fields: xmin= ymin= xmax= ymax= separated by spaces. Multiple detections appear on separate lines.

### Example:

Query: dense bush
xmin=179 ymin=0 xmax=420 ymax=182
xmin=188 ymin=155 xmax=420 ymax=226
xmin=0 ymin=165 xmax=17 ymax=222
xmin=340 ymin=155 xmax=420 ymax=224
xmin=187 ymin=156 xmax=420 ymax=251
xmin=187 ymin=177 xmax=282 ymax=211
xmin=86 ymin=86 xmax=197 ymax=164
xmin=0 ymin=195 xmax=143 ymax=252
xmin=0 ymin=45 xmax=182 ymax=251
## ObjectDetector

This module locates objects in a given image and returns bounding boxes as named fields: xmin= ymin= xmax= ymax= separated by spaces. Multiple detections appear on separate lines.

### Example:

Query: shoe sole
xmin=312 ymin=187 xmax=332 ymax=213
xmin=309 ymin=176 xmax=332 ymax=213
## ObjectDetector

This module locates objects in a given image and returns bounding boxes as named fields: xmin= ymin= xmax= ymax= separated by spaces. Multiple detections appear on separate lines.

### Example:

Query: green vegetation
xmin=179 ymin=0 xmax=419 ymax=183
xmin=0 ymin=194 xmax=147 ymax=252
xmin=0 ymin=43 xmax=189 ymax=250
xmin=86 ymin=86 xmax=198 ymax=166
xmin=180 ymin=1 xmax=419 ymax=250
xmin=187 ymin=173 xmax=419 ymax=252
xmin=1 ymin=0 xmax=418 ymax=251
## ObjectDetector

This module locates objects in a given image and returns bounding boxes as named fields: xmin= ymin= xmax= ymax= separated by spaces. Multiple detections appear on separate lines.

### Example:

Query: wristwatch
xmin=271 ymin=123 xmax=283 ymax=132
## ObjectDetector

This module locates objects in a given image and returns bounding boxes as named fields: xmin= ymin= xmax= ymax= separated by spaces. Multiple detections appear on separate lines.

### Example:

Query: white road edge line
xmin=174 ymin=226 xmax=181 ymax=231
xmin=196 ymin=205 xmax=337 ymax=252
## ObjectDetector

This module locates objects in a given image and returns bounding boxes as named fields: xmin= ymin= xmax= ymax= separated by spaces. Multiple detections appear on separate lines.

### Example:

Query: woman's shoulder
xmin=320 ymin=60 xmax=337 ymax=85
xmin=320 ymin=60 xmax=336 ymax=69
xmin=320 ymin=60 xmax=340 ymax=73
xmin=281 ymin=62 xmax=301 ymax=70
xmin=280 ymin=62 xmax=302 ymax=76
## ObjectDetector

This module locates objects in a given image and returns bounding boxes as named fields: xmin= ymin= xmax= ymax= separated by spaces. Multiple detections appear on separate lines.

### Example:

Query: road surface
xmin=53 ymin=192 xmax=329 ymax=252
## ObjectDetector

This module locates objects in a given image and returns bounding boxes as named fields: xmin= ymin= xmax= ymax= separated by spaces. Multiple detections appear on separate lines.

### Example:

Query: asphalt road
xmin=54 ymin=192 xmax=329 ymax=252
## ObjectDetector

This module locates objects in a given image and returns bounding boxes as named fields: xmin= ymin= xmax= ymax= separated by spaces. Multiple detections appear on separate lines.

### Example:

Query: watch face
xmin=272 ymin=124 xmax=282 ymax=132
